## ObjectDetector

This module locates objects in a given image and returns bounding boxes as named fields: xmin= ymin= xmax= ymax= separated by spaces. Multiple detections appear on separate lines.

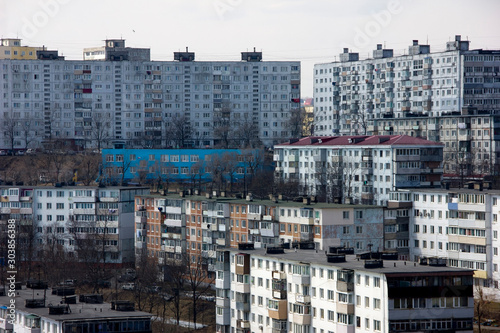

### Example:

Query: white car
xmin=121 ymin=283 xmax=135 ymax=290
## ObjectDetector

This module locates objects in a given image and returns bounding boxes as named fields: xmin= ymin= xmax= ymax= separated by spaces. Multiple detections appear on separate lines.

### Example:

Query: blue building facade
xmin=101 ymin=148 xmax=262 ymax=184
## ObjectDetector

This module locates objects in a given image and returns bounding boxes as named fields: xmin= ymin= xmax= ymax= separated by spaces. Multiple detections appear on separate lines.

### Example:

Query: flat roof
xmin=136 ymin=193 xmax=381 ymax=209
xmin=1 ymin=288 xmax=151 ymax=322
xmin=229 ymin=248 xmax=473 ymax=276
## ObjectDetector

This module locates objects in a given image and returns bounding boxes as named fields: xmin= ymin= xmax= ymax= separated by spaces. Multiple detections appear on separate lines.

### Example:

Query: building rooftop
xmin=1 ymin=288 xmax=151 ymax=321
xmin=229 ymin=248 xmax=473 ymax=276
xmin=275 ymin=135 xmax=443 ymax=147
xmin=137 ymin=193 xmax=381 ymax=209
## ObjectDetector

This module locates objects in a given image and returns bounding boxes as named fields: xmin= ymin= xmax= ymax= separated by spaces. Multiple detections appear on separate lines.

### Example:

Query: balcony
xmin=161 ymin=232 xmax=181 ymax=240
xmin=273 ymin=289 xmax=287 ymax=299
xmin=337 ymin=280 xmax=354 ymax=292
xmin=216 ymin=297 xmax=230 ymax=308
xmin=135 ymin=215 xmax=147 ymax=223
xmin=234 ymin=282 xmax=250 ymax=294
xmin=216 ymin=277 xmax=230 ymax=289
xmin=292 ymin=274 xmax=310 ymax=285
xmin=336 ymin=302 xmax=355 ymax=315
xmin=292 ymin=312 xmax=311 ymax=325
xmin=20 ymin=207 xmax=33 ymax=214
xmin=216 ymin=238 xmax=227 ymax=246
xmin=268 ymin=299 xmax=288 ymax=320
xmin=216 ymin=307 xmax=230 ymax=326
xmin=99 ymin=197 xmax=119 ymax=202
xmin=295 ymin=294 xmax=311 ymax=304
xmin=272 ymin=271 xmax=286 ymax=280
xmin=0 ymin=319 xmax=13 ymax=330
xmin=163 ymin=218 xmax=182 ymax=227
xmin=237 ymin=320 xmax=251 ymax=329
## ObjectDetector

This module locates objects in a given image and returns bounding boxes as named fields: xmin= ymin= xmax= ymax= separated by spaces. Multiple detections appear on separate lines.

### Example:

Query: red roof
xmin=275 ymin=135 xmax=444 ymax=147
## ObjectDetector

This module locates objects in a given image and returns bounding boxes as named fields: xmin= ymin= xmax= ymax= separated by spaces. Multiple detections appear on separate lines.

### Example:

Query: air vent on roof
xmin=48 ymin=304 xmax=71 ymax=315
xmin=326 ymin=253 xmax=346 ymax=263
xmin=364 ymin=259 xmax=383 ymax=269
xmin=111 ymin=301 xmax=135 ymax=311
xmin=52 ymin=287 xmax=75 ymax=296
xmin=266 ymin=247 xmax=285 ymax=254
xmin=329 ymin=246 xmax=354 ymax=255
xmin=238 ymin=243 xmax=254 ymax=250
xmin=25 ymin=298 xmax=46 ymax=308
xmin=378 ymin=136 xmax=390 ymax=143
xmin=348 ymin=137 xmax=365 ymax=144
xmin=79 ymin=294 xmax=104 ymax=304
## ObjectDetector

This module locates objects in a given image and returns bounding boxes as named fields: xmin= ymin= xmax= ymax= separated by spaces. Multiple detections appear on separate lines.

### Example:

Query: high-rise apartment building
xmin=0 ymin=40 xmax=300 ymax=150
xmin=313 ymin=36 xmax=500 ymax=175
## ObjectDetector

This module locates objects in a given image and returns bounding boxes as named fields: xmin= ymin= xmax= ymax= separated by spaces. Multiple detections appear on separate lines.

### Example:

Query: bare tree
xmin=184 ymin=254 xmax=214 ymax=328
xmin=2 ymin=114 xmax=18 ymax=152
xmin=475 ymin=285 xmax=492 ymax=333
xmin=286 ymin=106 xmax=314 ymax=138
xmin=20 ymin=116 xmax=36 ymax=150
xmin=351 ymin=111 xmax=369 ymax=135
xmin=165 ymin=114 xmax=192 ymax=148
xmin=133 ymin=252 xmax=161 ymax=313
xmin=162 ymin=258 xmax=187 ymax=326
xmin=235 ymin=117 xmax=261 ymax=148
xmin=213 ymin=102 xmax=233 ymax=148
xmin=90 ymin=113 xmax=112 ymax=150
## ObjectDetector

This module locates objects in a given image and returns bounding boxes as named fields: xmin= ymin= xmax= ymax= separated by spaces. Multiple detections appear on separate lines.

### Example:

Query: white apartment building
xmin=0 ymin=40 xmax=300 ymax=150
xmin=313 ymin=36 xmax=500 ymax=177
xmin=215 ymin=247 xmax=474 ymax=333
xmin=396 ymin=187 xmax=500 ymax=300
xmin=274 ymin=135 xmax=443 ymax=205
xmin=0 ymin=288 xmax=152 ymax=333
xmin=277 ymin=202 xmax=384 ymax=253
xmin=0 ymin=185 xmax=149 ymax=266
xmin=313 ymin=36 xmax=500 ymax=136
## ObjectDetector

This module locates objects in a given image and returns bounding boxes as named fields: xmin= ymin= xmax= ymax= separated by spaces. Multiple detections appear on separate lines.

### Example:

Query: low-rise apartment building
xmin=392 ymin=187 xmax=500 ymax=300
xmin=0 ymin=287 xmax=152 ymax=333
xmin=0 ymin=185 xmax=149 ymax=267
xmin=215 ymin=247 xmax=473 ymax=333
xmin=274 ymin=135 xmax=443 ymax=205
xmin=134 ymin=194 xmax=385 ymax=279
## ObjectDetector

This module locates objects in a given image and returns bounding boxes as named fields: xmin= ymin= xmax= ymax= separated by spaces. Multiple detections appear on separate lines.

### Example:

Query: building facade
xmin=0 ymin=40 xmax=300 ymax=150
xmin=101 ymin=148 xmax=264 ymax=185
xmin=215 ymin=247 xmax=474 ymax=333
xmin=0 ymin=185 xmax=149 ymax=266
xmin=134 ymin=194 xmax=385 ymax=280
xmin=388 ymin=187 xmax=500 ymax=300
xmin=0 ymin=288 xmax=152 ymax=333
xmin=274 ymin=135 xmax=443 ymax=205
xmin=313 ymin=36 xmax=500 ymax=176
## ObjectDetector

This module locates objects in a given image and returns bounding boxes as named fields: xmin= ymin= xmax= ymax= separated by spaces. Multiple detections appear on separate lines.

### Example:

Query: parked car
xmin=0 ymin=150 xmax=6 ymax=156
xmin=148 ymin=286 xmax=161 ymax=293
xmin=121 ymin=283 xmax=135 ymax=291
xmin=25 ymin=148 xmax=35 ymax=155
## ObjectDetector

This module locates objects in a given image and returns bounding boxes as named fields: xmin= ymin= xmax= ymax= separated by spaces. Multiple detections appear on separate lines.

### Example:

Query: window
xmin=343 ymin=211 xmax=349 ymax=219
xmin=374 ymin=298 xmax=381 ymax=309
xmin=374 ymin=320 xmax=381 ymax=331
xmin=374 ymin=277 xmax=380 ymax=287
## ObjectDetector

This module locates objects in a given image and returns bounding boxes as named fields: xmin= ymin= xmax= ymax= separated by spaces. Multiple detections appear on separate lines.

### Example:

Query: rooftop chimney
xmin=413 ymin=40 xmax=418 ymax=46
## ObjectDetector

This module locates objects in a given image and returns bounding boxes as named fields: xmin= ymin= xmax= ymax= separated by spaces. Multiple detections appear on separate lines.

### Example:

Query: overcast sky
xmin=2 ymin=0 xmax=500 ymax=96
